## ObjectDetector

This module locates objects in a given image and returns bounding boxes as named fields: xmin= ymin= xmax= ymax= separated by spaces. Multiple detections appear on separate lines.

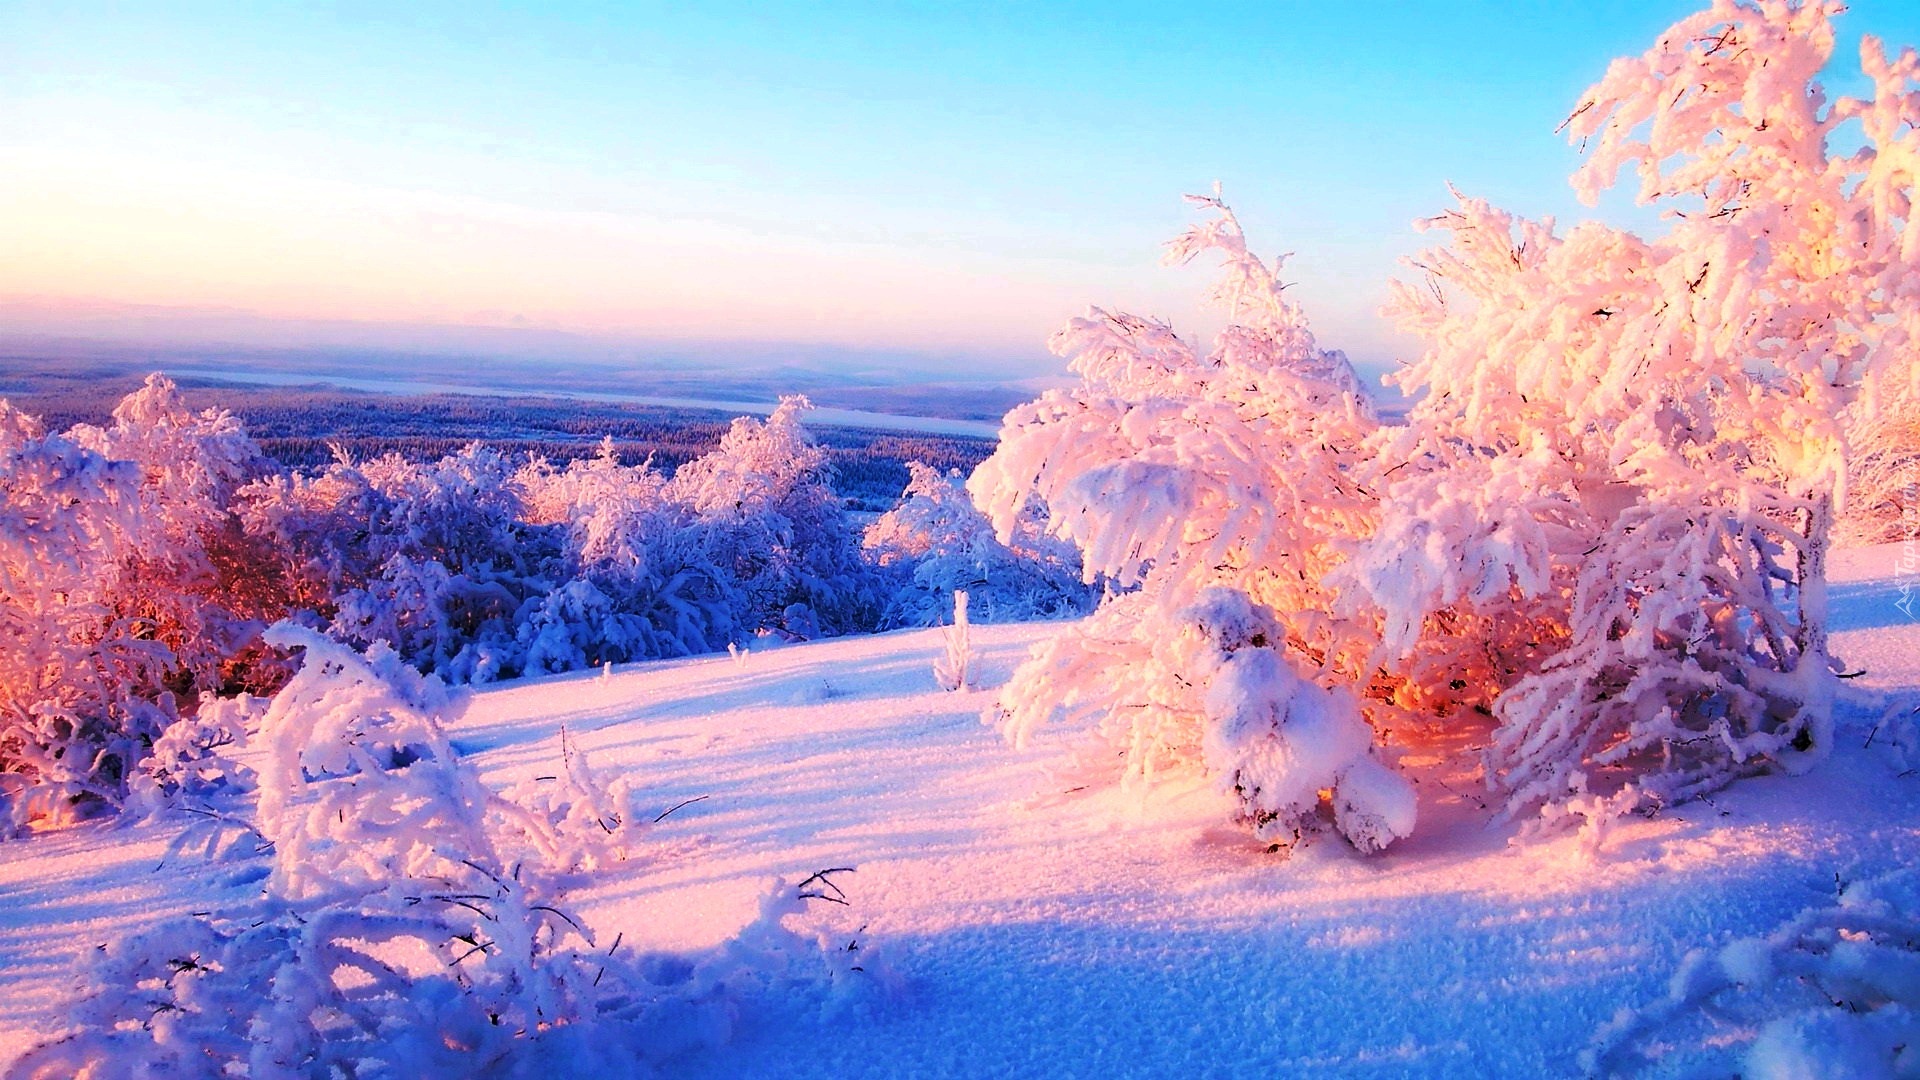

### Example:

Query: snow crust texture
xmin=0 ymin=589 xmax=1914 ymax=1075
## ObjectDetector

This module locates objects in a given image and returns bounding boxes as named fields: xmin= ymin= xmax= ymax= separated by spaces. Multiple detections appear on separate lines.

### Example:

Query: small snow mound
xmin=1200 ymin=638 xmax=1415 ymax=853
xmin=1746 ymin=1006 xmax=1919 ymax=1080
xmin=1332 ymin=757 xmax=1418 ymax=855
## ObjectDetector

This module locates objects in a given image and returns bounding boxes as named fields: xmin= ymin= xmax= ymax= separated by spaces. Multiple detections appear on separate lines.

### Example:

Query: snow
xmin=2 ymin=543 xmax=1918 ymax=1076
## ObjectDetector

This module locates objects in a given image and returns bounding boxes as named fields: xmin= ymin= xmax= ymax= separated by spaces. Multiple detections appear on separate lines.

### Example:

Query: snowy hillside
xmin=3 ymin=543 xmax=1915 ymax=1077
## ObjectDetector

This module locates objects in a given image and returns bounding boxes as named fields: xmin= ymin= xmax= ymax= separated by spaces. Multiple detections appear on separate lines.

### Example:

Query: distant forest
xmin=4 ymin=366 xmax=997 ymax=511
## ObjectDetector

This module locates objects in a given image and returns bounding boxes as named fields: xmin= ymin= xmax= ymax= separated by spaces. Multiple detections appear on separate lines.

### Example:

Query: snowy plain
xmin=1 ymin=543 xmax=1916 ymax=1077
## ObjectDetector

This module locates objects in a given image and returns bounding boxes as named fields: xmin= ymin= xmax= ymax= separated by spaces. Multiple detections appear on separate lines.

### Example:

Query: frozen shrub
xmin=0 ymin=377 xmax=289 ymax=829
xmin=0 ymin=401 xmax=162 ymax=829
xmin=976 ymin=194 xmax=1406 ymax=852
xmin=11 ymin=626 xmax=882 ymax=1076
xmin=244 ymin=442 xmax=563 ymax=683
xmin=325 ymin=444 xmax=556 ymax=683
xmin=505 ymin=727 xmax=647 ymax=874
xmin=669 ymin=396 xmax=885 ymax=637
xmin=984 ymin=0 xmax=1920 ymax=843
xmin=1201 ymin=619 xmax=1411 ymax=855
xmin=933 ymin=590 xmax=973 ymax=692
xmin=1348 ymin=0 xmax=1920 ymax=818
xmin=865 ymin=461 xmax=1092 ymax=629
xmin=516 ymin=442 xmax=746 ymax=667
xmin=128 ymin=691 xmax=263 ymax=812
xmin=236 ymin=444 xmax=401 ymax=615
xmin=241 ymin=399 xmax=884 ymax=684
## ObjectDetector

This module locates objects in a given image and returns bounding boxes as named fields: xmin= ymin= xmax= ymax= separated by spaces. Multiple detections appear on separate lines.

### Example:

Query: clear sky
xmin=4 ymin=1 xmax=1918 ymax=382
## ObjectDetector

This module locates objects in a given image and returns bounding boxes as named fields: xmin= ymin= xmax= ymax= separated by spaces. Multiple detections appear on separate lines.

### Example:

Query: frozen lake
xmin=167 ymin=366 xmax=1004 ymax=440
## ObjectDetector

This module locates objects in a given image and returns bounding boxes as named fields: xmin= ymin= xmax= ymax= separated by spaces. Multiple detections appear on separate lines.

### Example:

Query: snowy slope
xmin=2 ymin=545 xmax=1917 ymax=1077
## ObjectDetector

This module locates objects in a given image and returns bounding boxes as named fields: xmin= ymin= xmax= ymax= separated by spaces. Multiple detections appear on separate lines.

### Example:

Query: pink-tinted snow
xmin=2 ymin=543 xmax=1917 ymax=1076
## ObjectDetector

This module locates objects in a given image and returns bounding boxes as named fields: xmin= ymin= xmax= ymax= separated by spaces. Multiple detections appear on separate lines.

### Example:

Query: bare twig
xmin=653 ymin=795 xmax=710 ymax=823
xmin=796 ymin=867 xmax=856 ymax=904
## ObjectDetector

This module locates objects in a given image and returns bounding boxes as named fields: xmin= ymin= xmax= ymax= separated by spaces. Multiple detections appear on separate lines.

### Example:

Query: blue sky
xmin=3 ymin=1 xmax=1917 ymax=383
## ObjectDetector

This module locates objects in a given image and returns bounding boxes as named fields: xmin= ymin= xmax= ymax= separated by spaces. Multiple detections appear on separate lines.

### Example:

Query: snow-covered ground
xmin=3 ymin=544 xmax=1917 ymax=1076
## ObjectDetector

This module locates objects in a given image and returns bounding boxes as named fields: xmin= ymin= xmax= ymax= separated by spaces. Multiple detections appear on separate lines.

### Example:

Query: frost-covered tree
xmin=668 ymin=395 xmax=884 ymax=637
xmin=515 ymin=440 xmax=744 ymax=670
xmin=0 ymin=378 xmax=291 ymax=829
xmin=1349 ymin=0 xmax=1920 ymax=816
xmin=980 ymin=1 xmax=1919 ymax=844
xmin=973 ymin=192 xmax=1413 ymax=853
xmin=0 ymin=402 xmax=162 ymax=828
xmin=307 ymin=444 xmax=559 ymax=683
xmin=863 ymin=460 xmax=1092 ymax=628
xmin=11 ymin=626 xmax=882 ymax=1076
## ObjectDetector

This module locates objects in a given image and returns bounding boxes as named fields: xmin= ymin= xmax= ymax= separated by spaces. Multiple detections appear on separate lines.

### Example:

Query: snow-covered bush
xmin=10 ymin=625 xmax=883 ymax=1076
xmin=1000 ymin=587 xmax=1412 ymax=853
xmin=236 ymin=446 xmax=391 ymax=614
xmin=864 ymin=460 xmax=1092 ymax=628
xmin=248 ymin=443 xmax=541 ymax=683
xmin=326 ymin=444 xmax=558 ymax=683
xmin=515 ymin=441 xmax=745 ymax=669
xmin=985 ymin=0 xmax=1920 ymax=844
xmin=933 ymin=589 xmax=973 ymax=692
xmin=1585 ymin=868 xmax=1920 ymax=1077
xmin=242 ymin=399 xmax=888 ymax=683
xmin=506 ymin=726 xmax=650 ymax=874
xmin=1348 ymin=0 xmax=1920 ymax=818
xmin=128 ymin=691 xmax=263 ymax=813
xmin=1196 ymin=592 xmax=1413 ymax=855
xmin=669 ymin=396 xmax=886 ymax=638
xmin=69 ymin=375 xmax=282 ymax=693
xmin=975 ymin=192 xmax=1409 ymax=852
xmin=0 ymin=377 xmax=292 ymax=830
xmin=0 ymin=401 xmax=164 ymax=830
xmin=1 ymin=376 xmax=906 ymax=826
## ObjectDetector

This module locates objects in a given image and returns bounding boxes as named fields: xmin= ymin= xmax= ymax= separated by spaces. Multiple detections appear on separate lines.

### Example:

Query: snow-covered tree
xmin=974 ymin=192 xmax=1412 ymax=853
xmin=668 ymin=396 xmax=884 ymax=637
xmin=1350 ymin=0 xmax=1920 ymax=816
xmin=1 ymin=378 xmax=290 ymax=828
xmin=864 ymin=460 xmax=1092 ymax=628
xmin=0 ymin=402 xmax=162 ymax=829
xmin=515 ymin=441 xmax=744 ymax=669
xmin=982 ymin=1 xmax=1918 ymax=843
